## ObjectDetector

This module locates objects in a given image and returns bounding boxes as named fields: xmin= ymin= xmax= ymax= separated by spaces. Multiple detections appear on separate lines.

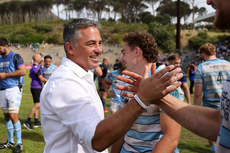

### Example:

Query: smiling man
xmin=42 ymin=55 xmax=57 ymax=80
xmin=40 ymin=18 xmax=183 ymax=153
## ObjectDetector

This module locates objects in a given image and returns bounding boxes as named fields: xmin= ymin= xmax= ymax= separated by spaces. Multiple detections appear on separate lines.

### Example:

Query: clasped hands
xmin=116 ymin=65 xmax=183 ymax=106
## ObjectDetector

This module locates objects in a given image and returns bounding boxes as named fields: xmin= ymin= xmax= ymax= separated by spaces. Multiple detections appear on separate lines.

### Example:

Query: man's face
xmin=44 ymin=58 xmax=52 ymax=68
xmin=207 ymin=0 xmax=230 ymax=29
xmin=169 ymin=59 xmax=181 ymax=68
xmin=120 ymin=42 xmax=137 ymax=71
xmin=0 ymin=45 xmax=7 ymax=56
xmin=71 ymin=26 xmax=102 ymax=71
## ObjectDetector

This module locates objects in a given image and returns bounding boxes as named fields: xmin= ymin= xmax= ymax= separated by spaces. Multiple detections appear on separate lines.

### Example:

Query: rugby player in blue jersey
xmin=0 ymin=37 xmax=26 ymax=153
xmin=194 ymin=43 xmax=230 ymax=152
xmin=42 ymin=55 xmax=57 ymax=80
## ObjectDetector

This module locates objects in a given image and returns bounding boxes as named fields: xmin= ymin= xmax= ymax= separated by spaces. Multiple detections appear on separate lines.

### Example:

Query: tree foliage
xmin=148 ymin=23 xmax=175 ymax=52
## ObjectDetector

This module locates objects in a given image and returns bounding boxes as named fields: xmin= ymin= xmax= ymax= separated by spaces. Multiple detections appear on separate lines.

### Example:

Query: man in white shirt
xmin=40 ymin=18 xmax=183 ymax=153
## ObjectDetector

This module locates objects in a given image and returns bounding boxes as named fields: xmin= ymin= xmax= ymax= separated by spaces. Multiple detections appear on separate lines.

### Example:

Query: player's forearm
xmin=38 ymin=75 xmax=48 ymax=82
xmin=92 ymin=98 xmax=144 ymax=151
xmin=151 ymin=134 xmax=179 ymax=153
xmin=158 ymin=95 xmax=221 ymax=141
xmin=5 ymin=68 xmax=26 ymax=78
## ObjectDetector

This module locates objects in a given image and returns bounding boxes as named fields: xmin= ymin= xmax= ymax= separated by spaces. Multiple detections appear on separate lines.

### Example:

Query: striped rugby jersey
xmin=195 ymin=58 xmax=230 ymax=108
xmin=120 ymin=67 xmax=180 ymax=153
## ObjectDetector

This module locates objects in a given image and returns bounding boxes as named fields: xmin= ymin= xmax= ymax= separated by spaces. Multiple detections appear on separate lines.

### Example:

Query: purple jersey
xmin=30 ymin=64 xmax=43 ymax=89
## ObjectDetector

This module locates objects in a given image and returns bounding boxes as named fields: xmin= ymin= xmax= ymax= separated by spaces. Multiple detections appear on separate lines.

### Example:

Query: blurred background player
xmin=98 ymin=57 xmax=110 ymax=111
xmin=168 ymin=54 xmax=191 ymax=104
xmin=103 ymin=62 xmax=126 ymax=114
xmin=42 ymin=55 xmax=57 ymax=80
xmin=23 ymin=54 xmax=48 ymax=130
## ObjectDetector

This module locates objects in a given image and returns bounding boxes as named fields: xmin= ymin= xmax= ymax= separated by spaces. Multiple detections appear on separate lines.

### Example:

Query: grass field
xmin=0 ymin=69 xmax=210 ymax=153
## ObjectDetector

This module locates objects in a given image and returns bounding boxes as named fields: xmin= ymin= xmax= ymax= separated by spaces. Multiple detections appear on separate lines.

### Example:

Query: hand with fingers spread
xmin=117 ymin=65 xmax=183 ymax=105
xmin=117 ymin=65 xmax=149 ymax=98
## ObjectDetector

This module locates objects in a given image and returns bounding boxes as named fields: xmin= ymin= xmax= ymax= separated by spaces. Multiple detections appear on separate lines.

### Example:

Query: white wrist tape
xmin=134 ymin=94 xmax=148 ymax=109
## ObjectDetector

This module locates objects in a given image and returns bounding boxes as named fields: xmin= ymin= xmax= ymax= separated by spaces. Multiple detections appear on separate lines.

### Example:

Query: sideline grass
xmin=0 ymin=69 xmax=209 ymax=153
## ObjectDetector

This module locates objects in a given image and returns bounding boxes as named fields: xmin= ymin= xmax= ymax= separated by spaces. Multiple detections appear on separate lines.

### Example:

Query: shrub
xmin=46 ymin=34 xmax=61 ymax=44
xmin=148 ymin=22 xmax=175 ymax=52
xmin=161 ymin=40 xmax=176 ymax=52
xmin=188 ymin=36 xmax=207 ymax=50
xmin=207 ymin=37 xmax=219 ymax=44
xmin=10 ymin=28 xmax=45 ymax=45
xmin=32 ymin=23 xmax=53 ymax=33
xmin=109 ymin=33 xmax=123 ymax=45
xmin=198 ymin=31 xmax=208 ymax=39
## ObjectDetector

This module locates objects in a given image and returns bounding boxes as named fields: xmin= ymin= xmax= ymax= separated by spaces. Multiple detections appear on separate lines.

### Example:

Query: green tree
xmin=180 ymin=1 xmax=192 ymax=26
xmin=87 ymin=0 xmax=109 ymax=21
xmin=52 ymin=0 xmax=64 ymax=18
xmin=146 ymin=0 xmax=159 ymax=16
xmin=148 ymin=23 xmax=175 ymax=52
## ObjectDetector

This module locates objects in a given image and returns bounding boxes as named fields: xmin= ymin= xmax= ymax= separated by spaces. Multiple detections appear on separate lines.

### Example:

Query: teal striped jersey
xmin=195 ymin=58 xmax=230 ymax=108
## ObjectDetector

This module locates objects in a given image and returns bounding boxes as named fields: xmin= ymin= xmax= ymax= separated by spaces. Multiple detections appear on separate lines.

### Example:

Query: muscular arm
xmin=182 ymin=83 xmax=191 ymax=104
xmin=152 ymin=113 xmax=181 ymax=153
xmin=194 ymin=84 xmax=203 ymax=106
xmin=92 ymin=66 xmax=183 ymax=151
xmin=92 ymin=98 xmax=145 ymax=151
xmin=158 ymin=94 xmax=221 ymax=141
xmin=0 ymin=65 xmax=26 ymax=79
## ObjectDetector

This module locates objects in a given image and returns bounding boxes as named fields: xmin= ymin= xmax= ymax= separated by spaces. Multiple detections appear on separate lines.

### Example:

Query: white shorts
xmin=0 ymin=86 xmax=22 ymax=113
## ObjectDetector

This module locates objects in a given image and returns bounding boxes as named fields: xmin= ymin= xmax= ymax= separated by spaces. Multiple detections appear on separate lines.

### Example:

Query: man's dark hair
xmin=63 ymin=18 xmax=99 ymax=53
xmin=122 ymin=32 xmax=158 ymax=63
xmin=168 ymin=54 xmax=181 ymax=61
xmin=0 ymin=37 xmax=8 ymax=46
xmin=44 ymin=55 xmax=52 ymax=60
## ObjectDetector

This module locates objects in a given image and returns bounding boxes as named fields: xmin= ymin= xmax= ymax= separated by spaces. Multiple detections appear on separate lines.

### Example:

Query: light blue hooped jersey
xmin=121 ymin=67 xmax=180 ymax=153
xmin=42 ymin=64 xmax=57 ymax=79
xmin=195 ymin=59 xmax=230 ymax=108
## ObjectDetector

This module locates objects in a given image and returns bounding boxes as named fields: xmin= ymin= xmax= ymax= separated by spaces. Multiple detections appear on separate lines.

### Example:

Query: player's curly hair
xmin=122 ymin=32 xmax=158 ymax=63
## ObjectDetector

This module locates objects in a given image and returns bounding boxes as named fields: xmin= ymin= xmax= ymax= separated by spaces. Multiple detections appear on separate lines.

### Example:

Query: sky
xmin=51 ymin=0 xmax=216 ymax=23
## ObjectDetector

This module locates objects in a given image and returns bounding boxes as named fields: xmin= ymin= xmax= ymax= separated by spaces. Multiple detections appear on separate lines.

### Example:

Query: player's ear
xmin=135 ymin=47 xmax=142 ymax=57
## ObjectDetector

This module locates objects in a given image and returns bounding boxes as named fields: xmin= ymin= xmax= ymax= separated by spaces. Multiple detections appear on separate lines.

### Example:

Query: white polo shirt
xmin=40 ymin=57 xmax=108 ymax=153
